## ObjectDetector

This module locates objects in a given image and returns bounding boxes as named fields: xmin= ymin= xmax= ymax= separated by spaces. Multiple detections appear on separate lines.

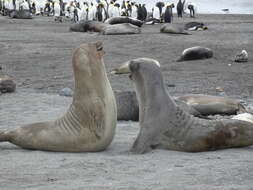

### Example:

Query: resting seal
xmin=70 ymin=20 xmax=107 ymax=33
xmin=0 ymin=42 xmax=117 ymax=152
xmin=176 ymin=94 xmax=249 ymax=116
xmin=160 ymin=24 xmax=190 ymax=35
xmin=9 ymin=10 xmax=32 ymax=19
xmin=70 ymin=21 xmax=141 ymax=35
xmin=177 ymin=46 xmax=213 ymax=61
xmin=112 ymin=58 xmax=253 ymax=153
xmin=114 ymin=90 xmax=204 ymax=121
xmin=105 ymin=16 xmax=143 ymax=27
xmin=102 ymin=23 xmax=141 ymax=35
xmin=184 ymin=22 xmax=208 ymax=31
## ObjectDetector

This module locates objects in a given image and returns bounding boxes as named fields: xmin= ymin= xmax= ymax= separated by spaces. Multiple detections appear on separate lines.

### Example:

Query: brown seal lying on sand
xmin=0 ymin=42 xmax=117 ymax=152
xmin=176 ymin=94 xmax=249 ymax=116
xmin=70 ymin=21 xmax=141 ymax=35
xmin=160 ymin=24 xmax=190 ymax=35
xmin=104 ymin=16 xmax=143 ymax=27
xmin=177 ymin=46 xmax=213 ymax=61
xmin=112 ymin=58 xmax=253 ymax=153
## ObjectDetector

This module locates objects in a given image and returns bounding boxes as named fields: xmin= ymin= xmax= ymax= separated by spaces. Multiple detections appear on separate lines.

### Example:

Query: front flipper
xmin=130 ymin=125 xmax=162 ymax=154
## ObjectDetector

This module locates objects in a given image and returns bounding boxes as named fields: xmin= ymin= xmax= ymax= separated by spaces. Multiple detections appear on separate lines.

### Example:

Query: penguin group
xmin=0 ymin=0 xmax=197 ymax=22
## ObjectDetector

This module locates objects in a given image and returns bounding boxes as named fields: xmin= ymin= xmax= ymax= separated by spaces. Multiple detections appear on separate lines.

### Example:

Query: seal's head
xmin=112 ymin=58 xmax=161 ymax=74
xmin=72 ymin=41 xmax=107 ymax=93
xmin=112 ymin=58 xmax=163 ymax=97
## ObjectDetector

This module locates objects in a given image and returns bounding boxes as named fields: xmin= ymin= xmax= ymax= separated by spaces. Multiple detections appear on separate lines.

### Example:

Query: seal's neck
xmin=72 ymin=63 xmax=108 ymax=106
xmin=134 ymin=71 xmax=177 ymax=123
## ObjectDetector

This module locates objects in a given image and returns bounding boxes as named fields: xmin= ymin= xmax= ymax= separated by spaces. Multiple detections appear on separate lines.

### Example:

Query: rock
xmin=0 ymin=75 xmax=16 ymax=93
xmin=59 ymin=87 xmax=73 ymax=97
xmin=235 ymin=50 xmax=248 ymax=63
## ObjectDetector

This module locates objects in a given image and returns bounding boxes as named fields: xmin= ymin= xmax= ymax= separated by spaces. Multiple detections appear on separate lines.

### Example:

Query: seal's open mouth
xmin=111 ymin=62 xmax=131 ymax=75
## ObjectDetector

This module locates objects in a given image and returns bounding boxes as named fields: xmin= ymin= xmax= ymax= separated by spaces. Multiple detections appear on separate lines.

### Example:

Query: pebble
xmin=59 ymin=87 xmax=73 ymax=97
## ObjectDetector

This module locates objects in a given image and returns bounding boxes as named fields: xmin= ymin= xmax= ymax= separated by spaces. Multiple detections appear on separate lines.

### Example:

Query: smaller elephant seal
xmin=235 ymin=50 xmax=248 ymax=63
xmin=160 ymin=24 xmax=190 ymax=35
xmin=70 ymin=20 xmax=107 ymax=32
xmin=0 ymin=42 xmax=117 ymax=152
xmin=105 ymin=16 xmax=143 ymax=27
xmin=112 ymin=58 xmax=253 ymax=153
xmin=184 ymin=22 xmax=208 ymax=31
xmin=9 ymin=10 xmax=32 ymax=19
xmin=177 ymin=46 xmax=213 ymax=61
xmin=176 ymin=94 xmax=250 ymax=116
xmin=102 ymin=23 xmax=141 ymax=35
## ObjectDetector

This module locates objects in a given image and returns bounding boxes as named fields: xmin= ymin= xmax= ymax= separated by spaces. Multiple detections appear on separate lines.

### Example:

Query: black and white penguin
xmin=164 ymin=3 xmax=174 ymax=23
xmin=177 ymin=0 xmax=185 ymax=17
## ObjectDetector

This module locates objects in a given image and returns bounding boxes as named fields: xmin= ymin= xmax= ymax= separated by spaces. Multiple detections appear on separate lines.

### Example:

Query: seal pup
xmin=177 ymin=46 xmax=213 ymax=61
xmin=104 ymin=16 xmax=143 ymax=27
xmin=176 ymin=94 xmax=249 ymax=116
xmin=0 ymin=42 xmax=117 ymax=152
xmin=112 ymin=58 xmax=253 ymax=153
xmin=160 ymin=24 xmax=190 ymax=35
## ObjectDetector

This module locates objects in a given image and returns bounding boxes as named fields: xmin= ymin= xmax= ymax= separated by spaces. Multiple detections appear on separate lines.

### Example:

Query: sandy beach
xmin=0 ymin=14 xmax=253 ymax=189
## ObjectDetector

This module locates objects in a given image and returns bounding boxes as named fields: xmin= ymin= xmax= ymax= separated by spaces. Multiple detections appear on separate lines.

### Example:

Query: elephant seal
xmin=102 ymin=23 xmax=141 ymax=35
xmin=70 ymin=20 xmax=107 ymax=32
xmin=115 ymin=91 xmax=139 ymax=121
xmin=105 ymin=16 xmax=143 ymax=27
xmin=176 ymin=94 xmax=249 ymax=116
xmin=184 ymin=22 xmax=208 ymax=31
xmin=0 ymin=42 xmax=117 ymax=152
xmin=160 ymin=24 xmax=190 ymax=35
xmin=114 ymin=90 xmax=204 ymax=121
xmin=9 ymin=10 xmax=32 ymax=19
xmin=112 ymin=58 xmax=253 ymax=153
xmin=177 ymin=46 xmax=213 ymax=61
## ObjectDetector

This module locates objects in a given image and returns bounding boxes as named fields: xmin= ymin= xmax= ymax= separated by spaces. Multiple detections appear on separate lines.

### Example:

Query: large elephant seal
xmin=104 ymin=16 xmax=143 ymax=27
xmin=160 ymin=24 xmax=190 ymax=35
xmin=102 ymin=23 xmax=141 ymax=35
xmin=176 ymin=94 xmax=249 ymax=116
xmin=177 ymin=46 xmax=213 ymax=61
xmin=0 ymin=42 xmax=117 ymax=152
xmin=112 ymin=58 xmax=253 ymax=153
xmin=70 ymin=21 xmax=141 ymax=35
